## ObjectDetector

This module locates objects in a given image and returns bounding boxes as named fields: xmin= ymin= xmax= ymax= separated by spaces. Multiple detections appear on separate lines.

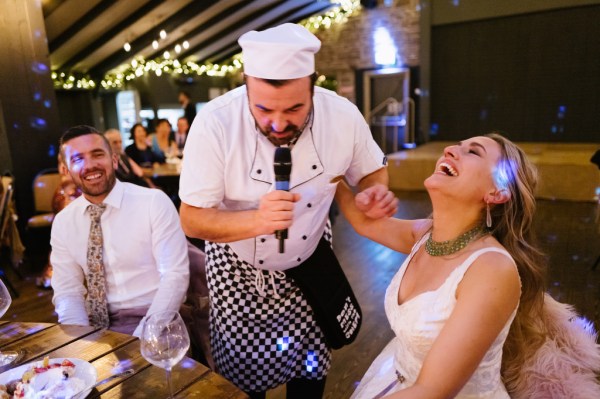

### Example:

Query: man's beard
xmin=258 ymin=124 xmax=302 ymax=146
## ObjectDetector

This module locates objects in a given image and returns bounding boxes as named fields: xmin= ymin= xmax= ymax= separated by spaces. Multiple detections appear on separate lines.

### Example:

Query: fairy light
xmin=54 ymin=0 xmax=360 ymax=90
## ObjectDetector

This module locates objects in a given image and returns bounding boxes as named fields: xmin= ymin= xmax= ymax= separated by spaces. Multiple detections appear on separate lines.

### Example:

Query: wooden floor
xmin=2 ymin=191 xmax=599 ymax=399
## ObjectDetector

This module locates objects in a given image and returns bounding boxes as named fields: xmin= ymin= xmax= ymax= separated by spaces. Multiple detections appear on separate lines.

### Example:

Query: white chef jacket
xmin=179 ymin=85 xmax=385 ymax=271
xmin=50 ymin=180 xmax=189 ymax=336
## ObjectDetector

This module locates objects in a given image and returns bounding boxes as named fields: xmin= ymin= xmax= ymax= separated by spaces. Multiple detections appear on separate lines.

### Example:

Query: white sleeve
xmin=132 ymin=190 xmax=190 ymax=337
xmin=50 ymin=217 xmax=90 ymax=326
xmin=179 ymin=111 xmax=226 ymax=208
xmin=345 ymin=108 xmax=386 ymax=186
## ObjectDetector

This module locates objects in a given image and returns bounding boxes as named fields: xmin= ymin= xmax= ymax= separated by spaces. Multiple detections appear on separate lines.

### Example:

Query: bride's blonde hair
xmin=484 ymin=133 xmax=548 ymax=391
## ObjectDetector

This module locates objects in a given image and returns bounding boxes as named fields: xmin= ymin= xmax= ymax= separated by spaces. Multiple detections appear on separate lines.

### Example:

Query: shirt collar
xmin=77 ymin=179 xmax=125 ymax=215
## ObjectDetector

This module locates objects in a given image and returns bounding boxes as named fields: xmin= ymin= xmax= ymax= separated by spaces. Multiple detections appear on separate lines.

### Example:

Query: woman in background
xmin=125 ymin=123 xmax=165 ymax=167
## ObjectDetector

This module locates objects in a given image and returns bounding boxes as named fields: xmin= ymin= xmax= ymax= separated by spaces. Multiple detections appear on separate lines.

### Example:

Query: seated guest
xmin=174 ymin=116 xmax=189 ymax=156
xmin=125 ymin=123 xmax=165 ymax=167
xmin=148 ymin=119 xmax=178 ymax=160
xmin=341 ymin=133 xmax=600 ymax=398
xmin=51 ymin=125 xmax=189 ymax=336
xmin=104 ymin=128 xmax=155 ymax=188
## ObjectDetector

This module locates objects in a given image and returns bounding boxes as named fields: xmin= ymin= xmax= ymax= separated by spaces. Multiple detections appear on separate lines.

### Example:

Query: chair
xmin=1 ymin=174 xmax=21 ymax=297
xmin=27 ymin=168 xmax=62 ymax=229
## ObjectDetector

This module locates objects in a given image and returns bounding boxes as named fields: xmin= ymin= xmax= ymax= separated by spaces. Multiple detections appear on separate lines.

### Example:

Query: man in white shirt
xmin=179 ymin=24 xmax=396 ymax=398
xmin=51 ymin=125 xmax=189 ymax=337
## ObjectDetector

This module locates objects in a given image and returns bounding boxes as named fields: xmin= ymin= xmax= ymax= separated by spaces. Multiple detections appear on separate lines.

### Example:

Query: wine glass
xmin=0 ymin=279 xmax=19 ymax=367
xmin=140 ymin=310 xmax=190 ymax=398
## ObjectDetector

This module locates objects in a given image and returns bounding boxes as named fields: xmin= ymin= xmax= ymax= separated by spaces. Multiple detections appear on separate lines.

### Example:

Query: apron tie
xmin=255 ymin=269 xmax=286 ymax=298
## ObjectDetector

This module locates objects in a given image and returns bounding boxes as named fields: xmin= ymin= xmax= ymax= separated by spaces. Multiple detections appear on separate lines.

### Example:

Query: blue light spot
xmin=44 ymin=100 xmax=52 ymax=108
xmin=33 ymin=92 xmax=42 ymax=101
xmin=30 ymin=117 xmax=47 ymax=129
xmin=305 ymin=350 xmax=318 ymax=373
xmin=48 ymin=144 xmax=56 ymax=157
xmin=180 ymin=358 xmax=195 ymax=369
xmin=452 ymin=0 xmax=460 ymax=6
xmin=430 ymin=123 xmax=439 ymax=136
xmin=277 ymin=336 xmax=290 ymax=351
xmin=31 ymin=62 xmax=49 ymax=74
xmin=557 ymin=105 xmax=566 ymax=119
xmin=551 ymin=125 xmax=558 ymax=134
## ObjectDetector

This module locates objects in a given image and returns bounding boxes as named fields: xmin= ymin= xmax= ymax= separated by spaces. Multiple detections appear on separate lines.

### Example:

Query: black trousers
xmin=246 ymin=377 xmax=327 ymax=399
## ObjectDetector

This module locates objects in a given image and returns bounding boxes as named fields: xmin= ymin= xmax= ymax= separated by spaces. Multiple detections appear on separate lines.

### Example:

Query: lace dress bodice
xmin=352 ymin=235 xmax=518 ymax=399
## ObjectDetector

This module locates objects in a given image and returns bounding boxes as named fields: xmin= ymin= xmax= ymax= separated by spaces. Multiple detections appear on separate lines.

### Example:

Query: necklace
xmin=425 ymin=225 xmax=487 ymax=256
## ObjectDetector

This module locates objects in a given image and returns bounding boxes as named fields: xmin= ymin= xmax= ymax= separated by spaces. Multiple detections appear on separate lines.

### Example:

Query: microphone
xmin=274 ymin=147 xmax=292 ymax=253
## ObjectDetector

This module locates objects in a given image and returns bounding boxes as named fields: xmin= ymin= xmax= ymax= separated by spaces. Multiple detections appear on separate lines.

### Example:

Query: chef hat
xmin=238 ymin=23 xmax=321 ymax=80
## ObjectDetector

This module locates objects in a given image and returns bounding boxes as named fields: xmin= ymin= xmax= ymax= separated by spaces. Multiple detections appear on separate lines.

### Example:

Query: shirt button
xmin=312 ymin=165 xmax=317 ymax=169
xmin=260 ymin=238 xmax=266 ymax=243
xmin=259 ymin=260 xmax=264 ymax=264
xmin=302 ymin=235 xmax=307 ymax=240
xmin=257 ymin=169 xmax=262 ymax=174
xmin=297 ymin=257 xmax=301 ymax=262
xmin=307 ymin=203 xmax=312 ymax=208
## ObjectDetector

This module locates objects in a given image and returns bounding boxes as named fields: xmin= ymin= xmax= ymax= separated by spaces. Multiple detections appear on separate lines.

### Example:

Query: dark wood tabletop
xmin=0 ymin=321 xmax=247 ymax=398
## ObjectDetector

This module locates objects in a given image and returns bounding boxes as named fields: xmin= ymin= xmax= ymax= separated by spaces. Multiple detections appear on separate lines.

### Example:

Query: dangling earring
xmin=486 ymin=202 xmax=492 ymax=228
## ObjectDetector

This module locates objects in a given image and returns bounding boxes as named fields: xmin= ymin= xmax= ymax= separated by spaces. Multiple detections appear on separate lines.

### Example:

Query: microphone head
xmin=274 ymin=147 xmax=292 ymax=176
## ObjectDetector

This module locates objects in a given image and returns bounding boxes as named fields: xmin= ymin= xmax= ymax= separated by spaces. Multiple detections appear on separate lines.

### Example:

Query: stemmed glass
xmin=140 ymin=310 xmax=190 ymax=398
xmin=0 ymin=279 xmax=20 ymax=366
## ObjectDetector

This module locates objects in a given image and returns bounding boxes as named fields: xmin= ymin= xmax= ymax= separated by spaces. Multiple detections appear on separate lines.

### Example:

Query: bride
xmin=337 ymin=133 xmax=544 ymax=398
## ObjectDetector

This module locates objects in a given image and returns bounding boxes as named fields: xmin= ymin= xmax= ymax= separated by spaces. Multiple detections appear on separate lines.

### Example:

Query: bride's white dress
xmin=352 ymin=235 xmax=518 ymax=399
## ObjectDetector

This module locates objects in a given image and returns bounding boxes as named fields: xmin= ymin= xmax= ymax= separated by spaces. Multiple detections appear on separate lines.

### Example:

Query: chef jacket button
xmin=257 ymin=169 xmax=262 ymax=174
xmin=297 ymin=257 xmax=301 ymax=262
xmin=307 ymin=203 xmax=312 ymax=208
xmin=302 ymin=235 xmax=307 ymax=240
xmin=312 ymin=165 xmax=317 ymax=170
xmin=260 ymin=238 xmax=266 ymax=243
xmin=259 ymin=260 xmax=264 ymax=264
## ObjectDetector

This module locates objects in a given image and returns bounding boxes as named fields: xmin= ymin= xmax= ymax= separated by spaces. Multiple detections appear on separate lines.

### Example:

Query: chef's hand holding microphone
xmin=256 ymin=147 xmax=300 ymax=253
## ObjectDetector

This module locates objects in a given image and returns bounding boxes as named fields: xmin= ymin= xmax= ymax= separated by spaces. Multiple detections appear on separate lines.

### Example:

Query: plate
xmin=0 ymin=358 xmax=97 ymax=398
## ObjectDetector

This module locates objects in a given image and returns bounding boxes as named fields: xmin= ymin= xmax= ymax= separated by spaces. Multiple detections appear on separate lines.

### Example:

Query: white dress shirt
xmin=51 ymin=180 xmax=189 ymax=336
xmin=180 ymin=85 xmax=386 ymax=271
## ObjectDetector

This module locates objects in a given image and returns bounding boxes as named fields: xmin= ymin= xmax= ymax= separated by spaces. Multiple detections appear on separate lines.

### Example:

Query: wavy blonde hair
xmin=484 ymin=133 xmax=549 ymax=392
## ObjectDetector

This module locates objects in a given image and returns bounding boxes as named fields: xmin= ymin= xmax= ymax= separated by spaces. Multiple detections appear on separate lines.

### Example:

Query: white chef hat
xmin=238 ymin=23 xmax=321 ymax=80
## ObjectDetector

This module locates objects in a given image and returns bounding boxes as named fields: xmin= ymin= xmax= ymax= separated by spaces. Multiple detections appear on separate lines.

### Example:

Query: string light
xmin=123 ymin=42 xmax=131 ymax=52
xmin=53 ymin=0 xmax=361 ymax=90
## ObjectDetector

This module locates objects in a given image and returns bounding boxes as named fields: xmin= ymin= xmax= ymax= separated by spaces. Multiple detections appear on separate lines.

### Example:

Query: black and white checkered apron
xmin=205 ymin=231 xmax=333 ymax=392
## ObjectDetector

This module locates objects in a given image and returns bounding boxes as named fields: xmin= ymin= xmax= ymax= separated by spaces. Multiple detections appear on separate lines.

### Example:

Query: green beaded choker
xmin=425 ymin=225 xmax=487 ymax=256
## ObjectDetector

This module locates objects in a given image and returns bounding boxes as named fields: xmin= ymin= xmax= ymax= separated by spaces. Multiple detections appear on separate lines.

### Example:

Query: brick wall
xmin=313 ymin=0 xmax=420 ymax=102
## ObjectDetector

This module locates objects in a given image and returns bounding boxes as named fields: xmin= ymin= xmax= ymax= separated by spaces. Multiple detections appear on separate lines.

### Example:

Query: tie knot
xmin=87 ymin=203 xmax=107 ymax=220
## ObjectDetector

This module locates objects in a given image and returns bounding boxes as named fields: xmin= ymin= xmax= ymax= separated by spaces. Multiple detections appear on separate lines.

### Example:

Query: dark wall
xmin=0 ymin=0 xmax=61 ymax=221
xmin=430 ymin=5 xmax=600 ymax=142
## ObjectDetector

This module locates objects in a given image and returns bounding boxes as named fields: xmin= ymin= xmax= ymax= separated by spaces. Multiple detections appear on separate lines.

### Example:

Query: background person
xmin=124 ymin=123 xmax=165 ymax=167
xmin=179 ymin=23 xmax=395 ymax=398
xmin=104 ymin=128 xmax=155 ymax=188
xmin=51 ymin=125 xmax=189 ymax=336
xmin=178 ymin=90 xmax=196 ymax=129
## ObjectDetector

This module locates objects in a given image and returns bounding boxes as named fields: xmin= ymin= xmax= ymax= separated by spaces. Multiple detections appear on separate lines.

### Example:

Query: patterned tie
xmin=85 ymin=203 xmax=110 ymax=328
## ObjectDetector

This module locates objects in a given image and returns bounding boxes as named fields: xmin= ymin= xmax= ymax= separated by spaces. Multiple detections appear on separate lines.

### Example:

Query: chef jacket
xmin=180 ymin=85 xmax=386 ymax=271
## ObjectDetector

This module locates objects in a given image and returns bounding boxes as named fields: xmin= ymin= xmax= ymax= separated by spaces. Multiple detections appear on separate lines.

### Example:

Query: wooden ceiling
xmin=42 ymin=0 xmax=335 ymax=79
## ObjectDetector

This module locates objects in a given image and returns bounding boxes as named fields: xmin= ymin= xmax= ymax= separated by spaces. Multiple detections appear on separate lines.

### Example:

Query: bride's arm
xmin=334 ymin=180 xmax=425 ymax=253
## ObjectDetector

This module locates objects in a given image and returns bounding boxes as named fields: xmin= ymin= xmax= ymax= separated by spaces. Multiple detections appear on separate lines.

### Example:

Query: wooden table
xmin=142 ymin=162 xmax=181 ymax=179
xmin=0 ymin=321 xmax=247 ymax=398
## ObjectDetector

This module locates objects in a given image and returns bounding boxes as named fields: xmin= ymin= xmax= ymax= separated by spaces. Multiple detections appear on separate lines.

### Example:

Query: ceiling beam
xmin=143 ymin=0 xmax=254 ymax=61
xmin=87 ymin=0 xmax=220 ymax=78
xmin=48 ymin=0 xmax=118 ymax=53
xmin=56 ymin=0 xmax=166 ymax=72
xmin=208 ymin=2 xmax=334 ymax=64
